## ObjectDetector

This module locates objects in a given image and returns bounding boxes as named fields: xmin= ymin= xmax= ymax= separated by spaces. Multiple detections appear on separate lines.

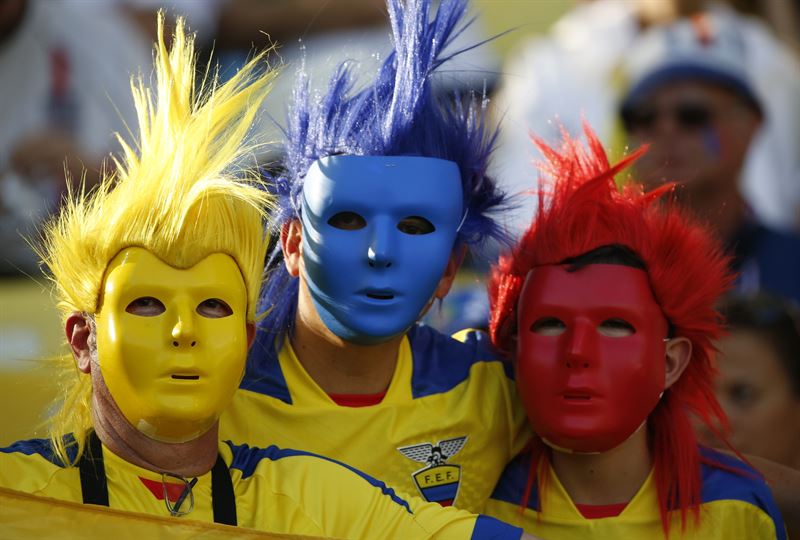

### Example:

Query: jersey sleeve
xmin=405 ymin=491 xmax=524 ymax=539
xmin=290 ymin=453 xmax=518 ymax=539
xmin=0 ymin=438 xmax=80 ymax=501
xmin=701 ymin=499 xmax=788 ymax=540
xmin=239 ymin=441 xmax=523 ymax=539
xmin=698 ymin=448 xmax=788 ymax=540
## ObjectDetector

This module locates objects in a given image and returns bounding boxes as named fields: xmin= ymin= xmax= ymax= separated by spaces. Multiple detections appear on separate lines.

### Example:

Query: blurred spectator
xmin=491 ymin=1 xmax=800 ymax=237
xmin=116 ymin=1 xmax=498 ymax=160
xmin=246 ymin=1 xmax=499 ymax=149
xmin=714 ymin=293 xmax=800 ymax=470
xmin=100 ymin=1 xmax=390 ymax=150
xmin=620 ymin=10 xmax=800 ymax=303
xmin=0 ymin=0 xmax=150 ymax=275
xmin=112 ymin=0 xmax=224 ymax=43
xmin=215 ymin=0 xmax=387 ymax=48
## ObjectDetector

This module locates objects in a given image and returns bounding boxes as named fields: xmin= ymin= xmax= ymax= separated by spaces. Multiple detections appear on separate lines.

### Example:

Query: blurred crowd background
xmin=1 ymin=0 xmax=798 ymax=470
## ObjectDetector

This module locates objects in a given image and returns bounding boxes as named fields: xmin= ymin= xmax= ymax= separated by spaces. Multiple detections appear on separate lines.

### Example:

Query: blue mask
xmin=300 ymin=155 xmax=464 ymax=344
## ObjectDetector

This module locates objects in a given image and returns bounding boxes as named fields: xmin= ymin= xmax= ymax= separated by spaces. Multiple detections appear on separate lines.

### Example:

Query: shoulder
xmin=739 ymin=224 xmax=800 ymax=302
xmin=238 ymin=329 xmax=293 ymax=404
xmin=488 ymin=448 xmax=539 ymax=511
xmin=0 ymin=437 xmax=77 ymax=496
xmin=0 ymin=437 xmax=72 ymax=467
xmin=699 ymin=447 xmax=779 ymax=506
xmin=408 ymin=325 xmax=513 ymax=399
xmin=754 ymin=224 xmax=800 ymax=253
xmin=747 ymin=223 xmax=800 ymax=269
xmin=699 ymin=447 xmax=786 ymax=537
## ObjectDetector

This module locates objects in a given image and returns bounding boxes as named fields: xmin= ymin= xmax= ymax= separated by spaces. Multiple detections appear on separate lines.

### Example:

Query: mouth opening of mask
xmin=366 ymin=292 xmax=395 ymax=300
xmin=563 ymin=393 xmax=591 ymax=401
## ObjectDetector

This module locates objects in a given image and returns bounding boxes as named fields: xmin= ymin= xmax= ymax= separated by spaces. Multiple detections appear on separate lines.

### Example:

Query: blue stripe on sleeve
xmin=1 ymin=436 xmax=77 ymax=467
xmin=699 ymin=447 xmax=787 ymax=540
xmin=225 ymin=441 xmax=412 ymax=513
xmin=470 ymin=515 xmax=523 ymax=539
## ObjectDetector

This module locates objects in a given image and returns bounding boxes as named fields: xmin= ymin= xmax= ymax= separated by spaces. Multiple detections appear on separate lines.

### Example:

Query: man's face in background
xmin=622 ymin=80 xmax=761 ymax=200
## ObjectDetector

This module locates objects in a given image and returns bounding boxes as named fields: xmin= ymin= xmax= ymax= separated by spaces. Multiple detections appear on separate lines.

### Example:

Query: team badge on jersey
xmin=398 ymin=436 xmax=467 ymax=506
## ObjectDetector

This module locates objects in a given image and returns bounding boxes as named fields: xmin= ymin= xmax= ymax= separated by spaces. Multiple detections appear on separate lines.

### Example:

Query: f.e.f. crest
xmin=397 ymin=436 xmax=467 ymax=506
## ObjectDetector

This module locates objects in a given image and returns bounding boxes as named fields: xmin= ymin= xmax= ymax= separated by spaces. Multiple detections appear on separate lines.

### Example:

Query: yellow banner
xmin=0 ymin=487 xmax=323 ymax=540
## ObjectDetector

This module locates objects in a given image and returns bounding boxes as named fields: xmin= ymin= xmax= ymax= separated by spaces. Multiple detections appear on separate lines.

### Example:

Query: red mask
xmin=516 ymin=264 xmax=669 ymax=453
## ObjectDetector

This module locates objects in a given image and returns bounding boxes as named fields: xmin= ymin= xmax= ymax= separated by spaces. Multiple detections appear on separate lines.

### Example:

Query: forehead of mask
xmin=95 ymin=247 xmax=249 ymax=443
xmin=299 ymin=155 xmax=463 ymax=344
xmin=516 ymin=264 xmax=669 ymax=453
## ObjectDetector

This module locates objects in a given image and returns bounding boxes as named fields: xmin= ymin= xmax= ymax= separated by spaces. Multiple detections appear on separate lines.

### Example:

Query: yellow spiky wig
xmin=38 ymin=13 xmax=277 ymax=464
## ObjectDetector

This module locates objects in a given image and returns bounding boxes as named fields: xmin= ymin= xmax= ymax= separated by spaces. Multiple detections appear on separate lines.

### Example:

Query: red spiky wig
xmin=489 ymin=124 xmax=737 ymax=534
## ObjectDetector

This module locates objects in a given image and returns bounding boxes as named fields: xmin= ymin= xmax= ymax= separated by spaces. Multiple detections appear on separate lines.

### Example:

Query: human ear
xmin=433 ymin=246 xmax=466 ymax=300
xmin=664 ymin=336 xmax=692 ymax=389
xmin=66 ymin=312 xmax=93 ymax=374
xmin=281 ymin=219 xmax=303 ymax=278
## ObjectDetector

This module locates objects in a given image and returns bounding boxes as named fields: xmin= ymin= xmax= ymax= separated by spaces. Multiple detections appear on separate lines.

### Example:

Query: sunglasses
xmin=621 ymin=101 xmax=714 ymax=133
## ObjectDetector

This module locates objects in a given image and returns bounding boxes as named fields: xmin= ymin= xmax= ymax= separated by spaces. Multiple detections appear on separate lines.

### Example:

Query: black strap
xmin=77 ymin=432 xmax=237 ymax=525
xmin=78 ymin=431 xmax=109 ymax=506
xmin=211 ymin=454 xmax=237 ymax=525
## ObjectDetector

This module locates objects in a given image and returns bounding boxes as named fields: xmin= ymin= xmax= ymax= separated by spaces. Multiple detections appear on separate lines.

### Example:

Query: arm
xmin=291 ymin=451 xmax=529 ymax=539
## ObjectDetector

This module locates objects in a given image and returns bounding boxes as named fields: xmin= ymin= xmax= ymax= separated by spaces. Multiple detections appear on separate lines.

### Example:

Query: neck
xmin=550 ymin=425 xmax=652 ymax=505
xmin=680 ymin=185 xmax=746 ymax=240
xmin=292 ymin=281 xmax=403 ymax=395
xmin=90 ymin=372 xmax=218 ymax=477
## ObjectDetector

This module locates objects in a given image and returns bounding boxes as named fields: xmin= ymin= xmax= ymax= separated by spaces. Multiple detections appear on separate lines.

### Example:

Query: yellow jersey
xmin=0 ymin=435 xmax=523 ymax=539
xmin=221 ymin=325 xmax=531 ymax=512
xmin=485 ymin=447 xmax=786 ymax=539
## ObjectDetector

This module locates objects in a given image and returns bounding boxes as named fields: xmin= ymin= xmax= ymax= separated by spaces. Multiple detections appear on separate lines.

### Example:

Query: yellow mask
xmin=95 ymin=247 xmax=249 ymax=442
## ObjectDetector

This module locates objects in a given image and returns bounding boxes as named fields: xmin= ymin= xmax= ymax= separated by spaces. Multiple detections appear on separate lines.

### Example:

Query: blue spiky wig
xmin=258 ymin=0 xmax=507 ymax=339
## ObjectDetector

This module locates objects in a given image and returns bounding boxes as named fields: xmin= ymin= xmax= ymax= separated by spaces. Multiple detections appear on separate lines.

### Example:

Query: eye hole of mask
xmin=530 ymin=317 xmax=566 ymax=336
xmin=598 ymin=318 xmax=636 ymax=337
xmin=397 ymin=216 xmax=435 ymax=235
xmin=328 ymin=211 xmax=367 ymax=230
xmin=126 ymin=297 xmax=166 ymax=317
xmin=197 ymin=298 xmax=233 ymax=319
